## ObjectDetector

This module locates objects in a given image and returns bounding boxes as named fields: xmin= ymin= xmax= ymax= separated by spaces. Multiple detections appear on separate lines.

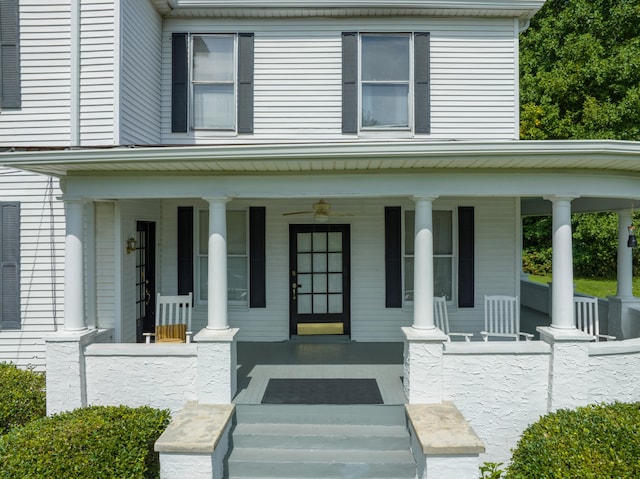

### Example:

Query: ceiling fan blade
xmin=282 ymin=210 xmax=314 ymax=216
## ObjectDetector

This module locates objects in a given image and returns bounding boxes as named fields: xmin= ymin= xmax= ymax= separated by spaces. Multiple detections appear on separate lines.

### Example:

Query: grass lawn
xmin=528 ymin=275 xmax=640 ymax=298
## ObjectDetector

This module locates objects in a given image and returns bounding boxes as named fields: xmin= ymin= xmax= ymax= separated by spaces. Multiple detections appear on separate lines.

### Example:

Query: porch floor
xmin=234 ymin=339 xmax=406 ymax=405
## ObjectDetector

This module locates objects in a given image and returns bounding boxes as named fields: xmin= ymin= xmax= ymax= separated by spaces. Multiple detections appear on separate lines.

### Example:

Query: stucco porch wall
xmin=83 ymin=343 xmax=198 ymax=413
xmin=588 ymin=338 xmax=640 ymax=403
xmin=441 ymin=342 xmax=550 ymax=465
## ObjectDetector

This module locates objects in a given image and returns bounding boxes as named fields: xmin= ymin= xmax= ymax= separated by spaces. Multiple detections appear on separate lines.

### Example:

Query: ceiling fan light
xmin=314 ymin=212 xmax=329 ymax=222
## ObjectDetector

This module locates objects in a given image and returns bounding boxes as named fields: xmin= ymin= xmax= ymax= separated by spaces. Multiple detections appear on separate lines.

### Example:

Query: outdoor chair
xmin=481 ymin=295 xmax=533 ymax=341
xmin=574 ymin=296 xmax=616 ymax=341
xmin=144 ymin=292 xmax=193 ymax=343
xmin=434 ymin=296 xmax=473 ymax=341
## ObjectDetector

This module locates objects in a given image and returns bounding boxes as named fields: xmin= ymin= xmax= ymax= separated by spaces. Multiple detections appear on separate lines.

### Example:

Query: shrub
xmin=0 ymin=363 xmax=46 ymax=435
xmin=0 ymin=405 xmax=171 ymax=479
xmin=507 ymin=402 xmax=640 ymax=478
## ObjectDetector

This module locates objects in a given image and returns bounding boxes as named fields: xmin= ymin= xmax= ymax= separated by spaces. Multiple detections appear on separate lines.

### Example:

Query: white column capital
xmin=203 ymin=196 xmax=231 ymax=205
xmin=543 ymin=195 xmax=579 ymax=204
xmin=412 ymin=195 xmax=438 ymax=204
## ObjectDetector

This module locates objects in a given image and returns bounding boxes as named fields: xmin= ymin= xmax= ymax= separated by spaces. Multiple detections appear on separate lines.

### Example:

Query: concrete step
xmin=224 ymin=405 xmax=416 ymax=479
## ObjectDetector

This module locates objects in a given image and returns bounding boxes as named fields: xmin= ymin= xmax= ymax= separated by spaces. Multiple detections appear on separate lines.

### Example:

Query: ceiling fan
xmin=283 ymin=199 xmax=351 ymax=222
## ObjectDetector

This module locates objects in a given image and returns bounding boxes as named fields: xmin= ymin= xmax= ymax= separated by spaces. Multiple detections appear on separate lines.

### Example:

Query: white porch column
xmin=616 ymin=210 xmax=634 ymax=298
xmin=64 ymin=199 xmax=87 ymax=331
xmin=413 ymin=196 xmax=437 ymax=330
xmin=549 ymin=196 xmax=576 ymax=330
xmin=206 ymin=197 xmax=229 ymax=330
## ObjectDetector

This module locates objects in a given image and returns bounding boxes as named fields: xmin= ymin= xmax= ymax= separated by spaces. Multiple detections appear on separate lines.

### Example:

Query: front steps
xmin=224 ymin=404 xmax=416 ymax=479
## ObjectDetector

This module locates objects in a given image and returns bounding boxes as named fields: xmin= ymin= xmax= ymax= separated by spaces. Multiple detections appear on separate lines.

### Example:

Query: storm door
xmin=135 ymin=221 xmax=156 ymax=342
xmin=289 ymin=224 xmax=350 ymax=336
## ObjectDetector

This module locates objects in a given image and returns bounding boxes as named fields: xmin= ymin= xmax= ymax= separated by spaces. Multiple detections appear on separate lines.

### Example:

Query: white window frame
xmin=358 ymin=33 xmax=414 ymax=132
xmin=190 ymin=33 xmax=238 ymax=132
xmin=403 ymin=209 xmax=456 ymax=306
xmin=195 ymin=208 xmax=249 ymax=308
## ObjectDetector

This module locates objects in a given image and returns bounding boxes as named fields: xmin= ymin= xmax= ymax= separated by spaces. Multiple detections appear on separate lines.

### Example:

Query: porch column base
xmin=45 ymin=329 xmax=97 ymax=415
xmin=537 ymin=326 xmax=592 ymax=412
xmin=607 ymin=296 xmax=640 ymax=340
xmin=194 ymin=328 xmax=239 ymax=404
xmin=402 ymin=327 xmax=448 ymax=404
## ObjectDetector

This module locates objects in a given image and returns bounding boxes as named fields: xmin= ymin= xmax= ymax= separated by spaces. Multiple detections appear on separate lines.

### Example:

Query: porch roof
xmin=150 ymin=0 xmax=545 ymax=21
xmin=2 ymin=140 xmax=640 ymax=178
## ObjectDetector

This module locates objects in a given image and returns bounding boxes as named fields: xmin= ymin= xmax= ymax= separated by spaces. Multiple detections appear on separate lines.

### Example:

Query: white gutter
xmin=70 ymin=0 xmax=80 ymax=147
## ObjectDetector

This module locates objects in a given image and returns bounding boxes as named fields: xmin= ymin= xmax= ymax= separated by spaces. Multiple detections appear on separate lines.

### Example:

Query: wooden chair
xmin=574 ymin=296 xmax=616 ymax=341
xmin=481 ymin=295 xmax=533 ymax=341
xmin=144 ymin=292 xmax=193 ymax=344
xmin=434 ymin=296 xmax=473 ymax=341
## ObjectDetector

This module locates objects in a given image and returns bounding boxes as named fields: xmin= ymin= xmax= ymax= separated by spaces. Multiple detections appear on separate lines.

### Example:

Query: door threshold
xmin=289 ymin=335 xmax=353 ymax=343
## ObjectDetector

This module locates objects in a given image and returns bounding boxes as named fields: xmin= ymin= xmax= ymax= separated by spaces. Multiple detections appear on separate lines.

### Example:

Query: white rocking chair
xmin=144 ymin=292 xmax=193 ymax=344
xmin=574 ymin=296 xmax=616 ymax=341
xmin=434 ymin=296 xmax=473 ymax=341
xmin=481 ymin=295 xmax=533 ymax=341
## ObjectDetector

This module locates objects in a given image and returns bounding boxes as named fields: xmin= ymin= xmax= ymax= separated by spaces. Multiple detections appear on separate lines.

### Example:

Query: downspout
xmin=70 ymin=0 xmax=80 ymax=146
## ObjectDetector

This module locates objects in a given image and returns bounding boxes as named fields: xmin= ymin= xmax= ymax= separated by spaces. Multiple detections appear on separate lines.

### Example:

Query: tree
xmin=520 ymin=0 xmax=640 ymax=140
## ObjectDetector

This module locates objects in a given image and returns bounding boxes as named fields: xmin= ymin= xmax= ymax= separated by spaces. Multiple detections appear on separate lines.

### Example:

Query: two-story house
xmin=3 ymin=0 xmax=640 ymax=471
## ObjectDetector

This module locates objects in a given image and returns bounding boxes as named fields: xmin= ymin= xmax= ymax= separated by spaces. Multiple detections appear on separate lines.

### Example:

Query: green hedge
xmin=507 ymin=402 xmax=640 ymax=478
xmin=0 ymin=363 xmax=46 ymax=435
xmin=0 ymin=405 xmax=171 ymax=479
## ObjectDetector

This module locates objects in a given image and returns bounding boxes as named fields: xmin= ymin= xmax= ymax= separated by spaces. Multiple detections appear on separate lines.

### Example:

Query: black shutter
xmin=249 ymin=207 xmax=266 ymax=307
xmin=458 ymin=207 xmax=474 ymax=308
xmin=237 ymin=33 xmax=254 ymax=134
xmin=177 ymin=207 xmax=193 ymax=295
xmin=342 ymin=32 xmax=358 ymax=134
xmin=0 ymin=0 xmax=21 ymax=109
xmin=414 ymin=32 xmax=430 ymax=134
xmin=385 ymin=207 xmax=402 ymax=308
xmin=171 ymin=33 xmax=188 ymax=133
xmin=0 ymin=202 xmax=20 ymax=329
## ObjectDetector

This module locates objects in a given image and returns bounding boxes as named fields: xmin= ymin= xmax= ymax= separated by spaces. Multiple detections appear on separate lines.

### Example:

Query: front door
xmin=289 ymin=224 xmax=351 ymax=336
xmin=135 ymin=221 xmax=156 ymax=343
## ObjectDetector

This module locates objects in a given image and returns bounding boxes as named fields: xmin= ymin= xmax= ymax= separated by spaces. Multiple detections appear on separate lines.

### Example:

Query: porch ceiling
xmin=2 ymin=140 xmax=640 ymax=179
xmin=150 ymin=0 xmax=545 ymax=20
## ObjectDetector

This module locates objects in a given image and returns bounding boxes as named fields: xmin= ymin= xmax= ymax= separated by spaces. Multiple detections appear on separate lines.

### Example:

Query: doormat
xmin=261 ymin=378 xmax=383 ymax=405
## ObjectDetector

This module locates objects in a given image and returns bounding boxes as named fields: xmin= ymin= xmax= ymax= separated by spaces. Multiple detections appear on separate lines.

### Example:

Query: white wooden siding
xmin=161 ymin=17 xmax=518 ymax=144
xmin=0 ymin=1 xmax=72 ymax=146
xmin=95 ymin=202 xmax=116 ymax=330
xmin=157 ymin=197 xmax=517 ymax=342
xmin=119 ymin=0 xmax=163 ymax=144
xmin=0 ymin=169 xmax=64 ymax=370
xmin=79 ymin=0 xmax=116 ymax=145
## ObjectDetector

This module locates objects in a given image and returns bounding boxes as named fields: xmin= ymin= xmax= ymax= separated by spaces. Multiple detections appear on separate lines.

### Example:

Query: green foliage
xmin=0 ymin=363 xmax=46 ymax=435
xmin=0 ymin=405 xmax=171 ymax=479
xmin=480 ymin=462 xmax=505 ymax=479
xmin=520 ymin=0 xmax=640 ymax=140
xmin=507 ymin=402 xmax=640 ymax=478
xmin=523 ymin=213 xmax=640 ymax=278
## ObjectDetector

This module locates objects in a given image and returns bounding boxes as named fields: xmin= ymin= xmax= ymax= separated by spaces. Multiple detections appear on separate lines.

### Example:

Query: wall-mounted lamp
xmin=628 ymin=225 xmax=637 ymax=248
xmin=126 ymin=237 xmax=137 ymax=254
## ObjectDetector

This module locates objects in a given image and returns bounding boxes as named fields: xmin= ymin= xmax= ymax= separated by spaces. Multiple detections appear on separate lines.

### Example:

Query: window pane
xmin=362 ymin=35 xmax=410 ymax=82
xmin=313 ymin=294 xmax=327 ymax=313
xmin=434 ymin=211 xmax=452 ymax=255
xmin=312 ymin=232 xmax=327 ymax=251
xmin=404 ymin=257 xmax=414 ymax=302
xmin=193 ymin=84 xmax=235 ymax=129
xmin=328 ymin=294 xmax=343 ymax=313
xmin=362 ymin=84 xmax=409 ymax=128
xmin=313 ymin=273 xmax=327 ymax=293
xmin=405 ymin=211 xmax=415 ymax=255
xmin=328 ymin=273 xmax=342 ymax=293
xmin=199 ymin=210 xmax=209 ymax=255
xmin=313 ymin=253 xmax=327 ymax=273
xmin=297 ymin=253 xmax=312 ymax=273
xmin=297 ymin=273 xmax=312 ymax=294
xmin=297 ymin=233 xmax=311 ymax=252
xmin=200 ymin=257 xmax=208 ymax=300
xmin=328 ymin=232 xmax=341 ymax=251
xmin=298 ymin=295 xmax=312 ymax=314
xmin=193 ymin=35 xmax=234 ymax=82
xmin=228 ymin=257 xmax=248 ymax=301
xmin=227 ymin=210 xmax=246 ymax=255
xmin=434 ymin=257 xmax=452 ymax=300
xmin=328 ymin=253 xmax=342 ymax=272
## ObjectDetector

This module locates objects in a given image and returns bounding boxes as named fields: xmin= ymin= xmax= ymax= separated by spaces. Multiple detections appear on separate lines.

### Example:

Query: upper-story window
xmin=192 ymin=35 xmax=236 ymax=130
xmin=171 ymin=32 xmax=254 ymax=134
xmin=342 ymin=32 xmax=430 ymax=135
